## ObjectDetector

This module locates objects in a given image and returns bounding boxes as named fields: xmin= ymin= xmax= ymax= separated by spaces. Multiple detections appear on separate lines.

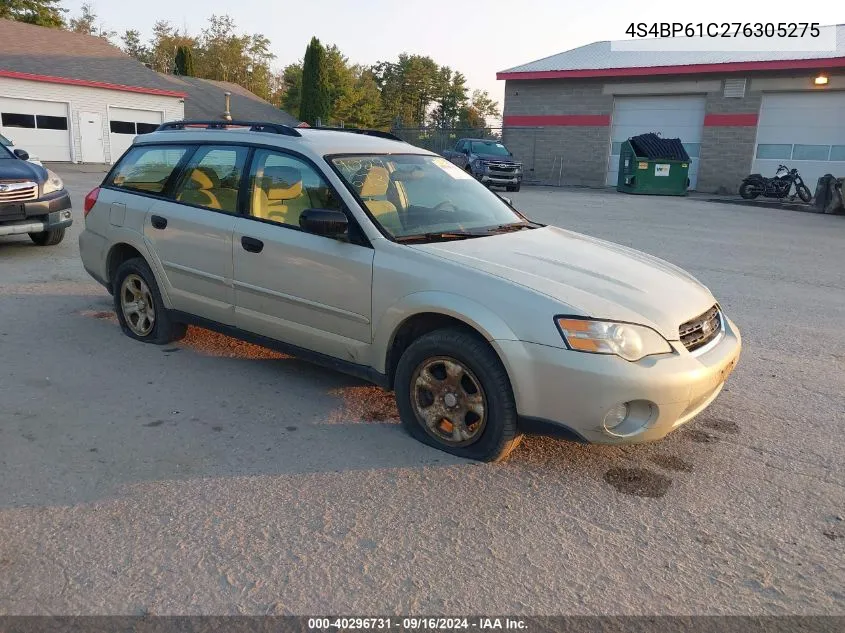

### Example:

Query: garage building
xmin=498 ymin=28 xmax=845 ymax=193
xmin=0 ymin=19 xmax=299 ymax=165
xmin=0 ymin=19 xmax=186 ymax=164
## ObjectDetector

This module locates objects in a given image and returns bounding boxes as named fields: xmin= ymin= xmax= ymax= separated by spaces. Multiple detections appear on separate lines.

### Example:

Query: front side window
xmin=332 ymin=154 xmax=532 ymax=241
xmin=110 ymin=145 xmax=188 ymax=194
xmin=249 ymin=150 xmax=341 ymax=227
xmin=173 ymin=145 xmax=248 ymax=213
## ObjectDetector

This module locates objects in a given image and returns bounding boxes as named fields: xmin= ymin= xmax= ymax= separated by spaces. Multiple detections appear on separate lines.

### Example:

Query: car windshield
xmin=471 ymin=141 xmax=510 ymax=156
xmin=331 ymin=154 xmax=535 ymax=242
xmin=0 ymin=133 xmax=11 ymax=147
xmin=0 ymin=144 xmax=13 ymax=159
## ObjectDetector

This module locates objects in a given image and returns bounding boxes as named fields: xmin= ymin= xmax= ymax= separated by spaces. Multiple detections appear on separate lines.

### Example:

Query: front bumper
xmin=0 ymin=190 xmax=73 ymax=236
xmin=494 ymin=315 xmax=742 ymax=444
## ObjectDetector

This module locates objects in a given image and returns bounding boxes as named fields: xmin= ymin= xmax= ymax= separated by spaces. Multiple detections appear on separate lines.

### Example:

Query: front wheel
xmin=739 ymin=182 xmax=761 ymax=199
xmin=112 ymin=258 xmax=187 ymax=345
xmin=29 ymin=228 xmax=65 ymax=246
xmin=796 ymin=183 xmax=812 ymax=203
xmin=394 ymin=328 xmax=522 ymax=462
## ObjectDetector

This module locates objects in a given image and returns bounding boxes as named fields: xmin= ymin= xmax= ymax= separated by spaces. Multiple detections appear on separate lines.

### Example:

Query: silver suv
xmin=79 ymin=120 xmax=741 ymax=462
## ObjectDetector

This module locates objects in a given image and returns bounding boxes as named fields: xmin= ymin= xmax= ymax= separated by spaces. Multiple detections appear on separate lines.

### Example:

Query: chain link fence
xmin=391 ymin=126 xmax=579 ymax=186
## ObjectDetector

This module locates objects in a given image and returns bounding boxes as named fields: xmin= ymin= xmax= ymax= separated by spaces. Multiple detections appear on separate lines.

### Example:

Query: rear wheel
xmin=394 ymin=328 xmax=522 ymax=462
xmin=28 ymin=228 xmax=65 ymax=246
xmin=739 ymin=182 xmax=761 ymax=199
xmin=113 ymin=258 xmax=187 ymax=345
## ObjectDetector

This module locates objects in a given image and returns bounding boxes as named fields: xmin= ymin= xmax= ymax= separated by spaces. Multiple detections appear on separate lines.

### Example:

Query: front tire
xmin=394 ymin=328 xmax=522 ymax=462
xmin=797 ymin=183 xmax=812 ymax=203
xmin=112 ymin=258 xmax=187 ymax=345
xmin=29 ymin=228 xmax=65 ymax=246
xmin=739 ymin=182 xmax=761 ymax=199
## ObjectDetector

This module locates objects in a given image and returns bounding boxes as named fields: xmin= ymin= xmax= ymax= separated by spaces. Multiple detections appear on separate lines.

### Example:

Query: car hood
xmin=0 ymin=158 xmax=46 ymax=182
xmin=410 ymin=226 xmax=716 ymax=339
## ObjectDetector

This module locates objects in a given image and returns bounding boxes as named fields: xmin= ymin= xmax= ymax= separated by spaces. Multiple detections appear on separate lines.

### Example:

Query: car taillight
xmin=83 ymin=187 xmax=100 ymax=216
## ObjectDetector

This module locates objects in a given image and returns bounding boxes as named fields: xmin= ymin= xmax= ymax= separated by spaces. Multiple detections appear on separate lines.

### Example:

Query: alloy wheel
xmin=120 ymin=274 xmax=156 ymax=336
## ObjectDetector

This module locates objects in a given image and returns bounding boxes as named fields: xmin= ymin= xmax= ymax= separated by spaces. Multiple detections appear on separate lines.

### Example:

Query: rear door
xmin=109 ymin=143 xmax=246 ymax=325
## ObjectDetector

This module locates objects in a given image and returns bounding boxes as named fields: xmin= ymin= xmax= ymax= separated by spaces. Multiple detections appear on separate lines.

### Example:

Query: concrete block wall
xmin=503 ymin=80 xmax=612 ymax=186
xmin=697 ymin=90 xmax=762 ymax=194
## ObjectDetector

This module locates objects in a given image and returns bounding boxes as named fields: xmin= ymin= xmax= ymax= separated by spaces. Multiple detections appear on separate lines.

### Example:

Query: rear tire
xmin=29 ymin=228 xmax=65 ymax=246
xmin=394 ymin=328 xmax=523 ymax=462
xmin=739 ymin=182 xmax=761 ymax=200
xmin=112 ymin=258 xmax=187 ymax=345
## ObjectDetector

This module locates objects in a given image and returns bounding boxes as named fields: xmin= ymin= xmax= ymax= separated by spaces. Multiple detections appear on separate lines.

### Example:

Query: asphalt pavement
xmin=1 ymin=167 xmax=843 ymax=615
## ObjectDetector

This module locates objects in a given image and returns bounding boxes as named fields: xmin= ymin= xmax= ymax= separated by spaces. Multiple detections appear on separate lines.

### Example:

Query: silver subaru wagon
xmin=79 ymin=120 xmax=741 ymax=462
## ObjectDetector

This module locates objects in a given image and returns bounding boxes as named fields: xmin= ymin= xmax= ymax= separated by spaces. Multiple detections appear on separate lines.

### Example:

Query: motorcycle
xmin=739 ymin=165 xmax=812 ymax=202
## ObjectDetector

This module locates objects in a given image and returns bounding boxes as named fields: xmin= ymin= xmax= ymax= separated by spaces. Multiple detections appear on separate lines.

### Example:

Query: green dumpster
xmin=616 ymin=133 xmax=690 ymax=196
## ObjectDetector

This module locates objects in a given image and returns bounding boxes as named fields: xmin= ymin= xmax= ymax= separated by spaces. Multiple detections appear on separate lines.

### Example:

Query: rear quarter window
xmin=109 ymin=145 xmax=189 ymax=194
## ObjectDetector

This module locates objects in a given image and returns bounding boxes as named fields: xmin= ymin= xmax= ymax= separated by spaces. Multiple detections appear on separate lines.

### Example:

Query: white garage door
xmin=753 ymin=92 xmax=845 ymax=187
xmin=606 ymin=95 xmax=706 ymax=189
xmin=108 ymin=107 xmax=163 ymax=162
xmin=0 ymin=97 xmax=71 ymax=161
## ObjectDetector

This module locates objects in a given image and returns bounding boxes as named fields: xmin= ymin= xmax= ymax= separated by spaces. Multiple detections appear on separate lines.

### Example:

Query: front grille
xmin=0 ymin=181 xmax=38 ymax=203
xmin=488 ymin=163 xmax=518 ymax=174
xmin=679 ymin=305 xmax=722 ymax=352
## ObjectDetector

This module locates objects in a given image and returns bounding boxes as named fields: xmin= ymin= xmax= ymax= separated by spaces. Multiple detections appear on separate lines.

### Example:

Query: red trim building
xmin=498 ymin=31 xmax=845 ymax=193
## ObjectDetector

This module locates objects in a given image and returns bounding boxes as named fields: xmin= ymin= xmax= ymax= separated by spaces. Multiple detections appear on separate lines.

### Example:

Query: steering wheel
xmin=434 ymin=200 xmax=458 ymax=213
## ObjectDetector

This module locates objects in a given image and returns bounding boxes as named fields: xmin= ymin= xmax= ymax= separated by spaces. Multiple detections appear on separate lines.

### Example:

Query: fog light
xmin=603 ymin=403 xmax=630 ymax=430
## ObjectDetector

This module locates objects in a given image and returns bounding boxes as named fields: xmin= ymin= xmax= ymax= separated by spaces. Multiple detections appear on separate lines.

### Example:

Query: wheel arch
xmin=104 ymin=232 xmax=173 ymax=308
xmin=374 ymin=292 xmax=519 ymax=389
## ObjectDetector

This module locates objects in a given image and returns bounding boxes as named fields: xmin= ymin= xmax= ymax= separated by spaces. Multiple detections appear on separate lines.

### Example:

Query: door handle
xmin=241 ymin=236 xmax=264 ymax=253
xmin=150 ymin=215 xmax=167 ymax=230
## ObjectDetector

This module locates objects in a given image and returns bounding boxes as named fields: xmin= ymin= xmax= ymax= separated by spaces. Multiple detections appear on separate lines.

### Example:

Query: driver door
xmin=232 ymin=149 xmax=374 ymax=362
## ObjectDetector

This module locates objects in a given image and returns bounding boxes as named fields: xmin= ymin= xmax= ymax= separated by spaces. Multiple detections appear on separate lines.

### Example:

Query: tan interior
xmin=252 ymin=165 xmax=311 ymax=226
xmin=357 ymin=166 xmax=402 ymax=234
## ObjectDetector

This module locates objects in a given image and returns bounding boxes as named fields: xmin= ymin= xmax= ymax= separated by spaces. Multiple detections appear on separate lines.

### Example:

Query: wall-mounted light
xmin=814 ymin=74 xmax=829 ymax=86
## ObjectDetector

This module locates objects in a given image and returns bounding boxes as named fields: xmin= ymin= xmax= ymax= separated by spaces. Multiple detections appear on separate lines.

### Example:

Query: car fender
xmin=105 ymin=227 xmax=175 ymax=309
xmin=371 ymin=290 xmax=520 ymax=374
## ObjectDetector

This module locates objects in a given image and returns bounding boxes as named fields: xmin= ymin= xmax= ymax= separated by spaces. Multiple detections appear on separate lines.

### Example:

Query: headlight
xmin=556 ymin=317 xmax=673 ymax=362
xmin=474 ymin=160 xmax=487 ymax=172
xmin=42 ymin=169 xmax=64 ymax=195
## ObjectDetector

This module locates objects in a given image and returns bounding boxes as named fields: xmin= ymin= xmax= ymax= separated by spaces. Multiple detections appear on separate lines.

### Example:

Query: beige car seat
xmin=357 ymin=166 xmax=402 ymax=234
xmin=253 ymin=166 xmax=311 ymax=226
xmin=177 ymin=168 xmax=222 ymax=209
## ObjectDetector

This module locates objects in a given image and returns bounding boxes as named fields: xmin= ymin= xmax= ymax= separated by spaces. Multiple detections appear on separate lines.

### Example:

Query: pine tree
xmin=174 ymin=45 xmax=195 ymax=76
xmin=299 ymin=37 xmax=330 ymax=126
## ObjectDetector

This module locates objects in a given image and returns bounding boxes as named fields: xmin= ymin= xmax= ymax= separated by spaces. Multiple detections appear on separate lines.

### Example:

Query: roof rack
xmin=315 ymin=127 xmax=405 ymax=142
xmin=156 ymin=120 xmax=302 ymax=137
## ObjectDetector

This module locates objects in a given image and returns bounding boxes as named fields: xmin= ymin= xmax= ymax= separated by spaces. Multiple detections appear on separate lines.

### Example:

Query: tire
xmin=28 ymin=228 xmax=65 ymax=246
xmin=739 ymin=182 xmax=761 ymax=200
xmin=394 ymin=328 xmax=523 ymax=462
xmin=112 ymin=257 xmax=187 ymax=345
xmin=797 ymin=184 xmax=812 ymax=203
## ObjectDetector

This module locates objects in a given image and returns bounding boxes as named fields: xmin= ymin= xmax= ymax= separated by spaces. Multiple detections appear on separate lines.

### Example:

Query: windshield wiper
xmin=487 ymin=222 xmax=541 ymax=233
xmin=395 ymin=231 xmax=487 ymax=244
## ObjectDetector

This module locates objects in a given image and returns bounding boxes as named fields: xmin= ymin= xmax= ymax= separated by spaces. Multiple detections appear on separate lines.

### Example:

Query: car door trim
xmin=232 ymin=278 xmax=370 ymax=324
xmin=164 ymin=260 xmax=231 ymax=286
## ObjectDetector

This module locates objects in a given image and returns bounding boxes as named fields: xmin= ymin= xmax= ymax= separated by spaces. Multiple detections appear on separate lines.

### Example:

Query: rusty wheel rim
xmin=120 ymin=274 xmax=155 ymax=337
xmin=410 ymin=356 xmax=487 ymax=447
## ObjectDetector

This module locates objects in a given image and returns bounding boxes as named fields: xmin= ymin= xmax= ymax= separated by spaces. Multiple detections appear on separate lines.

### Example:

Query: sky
xmin=63 ymin=0 xmax=838 ymax=114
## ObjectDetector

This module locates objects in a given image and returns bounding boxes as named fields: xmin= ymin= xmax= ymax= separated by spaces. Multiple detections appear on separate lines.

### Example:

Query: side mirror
xmin=299 ymin=208 xmax=349 ymax=238
xmin=13 ymin=148 xmax=29 ymax=161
